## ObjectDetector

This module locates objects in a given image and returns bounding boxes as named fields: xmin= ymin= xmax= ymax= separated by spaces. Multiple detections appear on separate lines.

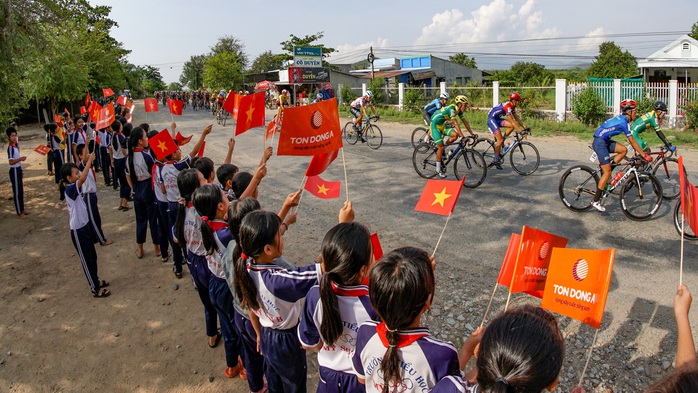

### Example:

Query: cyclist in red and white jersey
xmin=350 ymin=90 xmax=377 ymax=132
xmin=487 ymin=92 xmax=527 ymax=169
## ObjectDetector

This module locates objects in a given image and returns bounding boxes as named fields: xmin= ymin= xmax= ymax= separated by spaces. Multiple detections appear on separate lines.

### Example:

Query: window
xmin=683 ymin=43 xmax=690 ymax=50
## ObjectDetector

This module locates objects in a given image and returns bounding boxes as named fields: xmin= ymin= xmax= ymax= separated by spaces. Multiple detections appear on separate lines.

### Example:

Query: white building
xmin=638 ymin=34 xmax=698 ymax=83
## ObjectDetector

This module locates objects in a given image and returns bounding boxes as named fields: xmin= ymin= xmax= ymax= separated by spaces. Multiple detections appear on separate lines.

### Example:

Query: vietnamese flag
xmin=305 ymin=149 xmax=339 ymax=177
xmin=197 ymin=141 xmax=206 ymax=157
xmin=80 ymin=106 xmax=87 ymax=115
xmin=90 ymin=101 xmax=103 ymax=122
xmin=102 ymin=87 xmax=115 ymax=97
xmin=235 ymin=92 xmax=266 ymax=136
xmin=304 ymin=175 xmax=341 ymax=199
xmin=95 ymin=102 xmax=115 ymax=129
xmin=541 ymin=248 xmax=615 ymax=329
xmin=167 ymin=99 xmax=183 ymax=115
xmin=175 ymin=132 xmax=193 ymax=146
xmin=148 ymin=129 xmax=179 ymax=160
xmin=144 ymin=98 xmax=159 ymax=112
xmin=277 ymin=98 xmax=343 ymax=156
xmin=508 ymin=226 xmax=569 ymax=298
xmin=679 ymin=156 xmax=698 ymax=234
xmin=85 ymin=92 xmax=91 ymax=108
xmin=497 ymin=233 xmax=522 ymax=288
xmin=116 ymin=95 xmax=127 ymax=105
xmin=370 ymin=232 xmax=384 ymax=261
xmin=414 ymin=178 xmax=465 ymax=216
xmin=222 ymin=91 xmax=237 ymax=115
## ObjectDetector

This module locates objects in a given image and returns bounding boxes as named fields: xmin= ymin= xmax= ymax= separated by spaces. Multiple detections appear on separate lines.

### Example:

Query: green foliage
xmin=249 ymin=51 xmax=283 ymax=74
xmin=403 ymin=89 xmax=424 ymax=113
xmin=279 ymin=31 xmax=336 ymax=62
xmin=449 ymin=53 xmax=477 ymax=69
xmin=550 ymin=68 xmax=588 ymax=82
xmin=339 ymin=85 xmax=354 ymax=105
xmin=210 ymin=36 xmax=248 ymax=69
xmin=204 ymin=51 xmax=242 ymax=91
xmin=180 ymin=55 xmax=206 ymax=90
xmin=368 ymin=78 xmax=385 ymax=103
xmin=635 ymin=95 xmax=656 ymax=115
xmin=691 ymin=21 xmax=698 ymax=41
xmin=588 ymin=41 xmax=638 ymax=79
xmin=681 ymin=98 xmax=698 ymax=129
xmin=573 ymin=87 xmax=606 ymax=126
xmin=168 ymin=82 xmax=183 ymax=91
xmin=509 ymin=62 xmax=554 ymax=85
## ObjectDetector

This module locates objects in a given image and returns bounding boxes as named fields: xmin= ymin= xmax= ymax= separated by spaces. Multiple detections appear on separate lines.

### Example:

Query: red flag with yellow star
xmin=116 ymin=95 xmax=127 ymax=106
xmin=102 ymin=87 xmax=115 ymax=97
xmin=414 ymin=178 xmax=465 ymax=216
xmin=148 ymin=129 xmax=178 ymax=160
xmin=304 ymin=175 xmax=341 ymax=199
xmin=85 ymin=92 xmax=91 ymax=108
xmin=167 ymin=99 xmax=183 ymax=115
xmin=90 ymin=101 xmax=102 ymax=121
xmin=235 ymin=92 xmax=265 ymax=136
xmin=144 ymin=98 xmax=159 ymax=112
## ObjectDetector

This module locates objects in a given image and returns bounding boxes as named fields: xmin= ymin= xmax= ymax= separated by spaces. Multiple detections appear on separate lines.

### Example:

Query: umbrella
xmin=255 ymin=80 xmax=276 ymax=90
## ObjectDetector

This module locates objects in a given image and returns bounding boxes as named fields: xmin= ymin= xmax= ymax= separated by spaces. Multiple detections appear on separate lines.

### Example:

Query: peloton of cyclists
xmin=350 ymin=90 xmax=378 ymax=142
xmin=590 ymin=99 xmax=653 ymax=212
xmin=487 ymin=92 xmax=528 ymax=169
xmin=430 ymin=95 xmax=477 ymax=178
xmin=631 ymin=100 xmax=673 ymax=153
xmin=423 ymin=92 xmax=449 ymax=125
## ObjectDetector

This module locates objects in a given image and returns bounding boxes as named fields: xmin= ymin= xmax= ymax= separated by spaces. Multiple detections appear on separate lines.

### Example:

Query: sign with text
xmin=294 ymin=46 xmax=323 ymax=68
xmin=288 ymin=67 xmax=330 ymax=84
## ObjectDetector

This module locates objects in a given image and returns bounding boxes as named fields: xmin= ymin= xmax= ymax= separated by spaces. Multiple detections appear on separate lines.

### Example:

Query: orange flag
xmin=508 ymin=226 xmax=569 ymax=298
xmin=370 ymin=232 xmax=384 ymax=261
xmin=266 ymin=116 xmax=279 ymax=140
xmin=414 ymin=177 xmax=465 ymax=216
xmin=148 ymin=130 xmax=179 ymax=160
xmin=541 ymin=248 xmax=615 ymax=329
xmin=197 ymin=141 xmax=206 ymax=157
xmin=497 ymin=233 xmax=521 ymax=287
xmin=167 ymin=99 xmax=183 ymax=115
xmin=95 ymin=102 xmax=115 ymax=130
xmin=304 ymin=175 xmax=341 ymax=199
xmin=679 ymin=156 xmax=698 ymax=234
xmin=235 ymin=92 xmax=266 ymax=136
xmin=144 ymin=98 xmax=159 ymax=112
xmin=80 ymin=106 xmax=87 ymax=115
xmin=305 ymin=149 xmax=339 ymax=177
xmin=116 ymin=95 xmax=127 ymax=105
xmin=277 ymin=98 xmax=343 ymax=156
xmin=102 ymin=87 xmax=114 ymax=97
xmin=34 ymin=145 xmax=51 ymax=156
xmin=125 ymin=101 xmax=134 ymax=112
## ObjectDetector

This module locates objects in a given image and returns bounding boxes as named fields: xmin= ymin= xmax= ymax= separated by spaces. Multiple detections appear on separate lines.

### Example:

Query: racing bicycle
xmin=216 ymin=109 xmax=229 ymax=126
xmin=642 ymin=144 xmax=680 ymax=199
xmin=472 ymin=128 xmax=540 ymax=175
xmin=412 ymin=135 xmax=487 ymax=188
xmin=343 ymin=116 xmax=383 ymax=150
xmin=673 ymin=200 xmax=698 ymax=240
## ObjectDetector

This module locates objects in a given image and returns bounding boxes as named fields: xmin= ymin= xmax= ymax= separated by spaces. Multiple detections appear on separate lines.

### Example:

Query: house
xmin=638 ymin=34 xmax=698 ymax=83
xmin=346 ymin=55 xmax=484 ymax=86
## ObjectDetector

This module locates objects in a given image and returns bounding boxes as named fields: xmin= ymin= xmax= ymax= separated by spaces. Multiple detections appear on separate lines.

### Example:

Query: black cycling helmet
xmin=653 ymin=100 xmax=667 ymax=112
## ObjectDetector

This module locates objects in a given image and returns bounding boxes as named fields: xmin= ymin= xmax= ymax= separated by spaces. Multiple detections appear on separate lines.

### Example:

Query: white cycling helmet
xmin=365 ymin=90 xmax=373 ymax=99
xmin=316 ymin=93 xmax=323 ymax=99
xmin=439 ymin=92 xmax=449 ymax=100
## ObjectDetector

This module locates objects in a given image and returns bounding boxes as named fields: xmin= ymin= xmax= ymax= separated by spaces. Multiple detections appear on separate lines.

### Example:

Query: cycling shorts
xmin=487 ymin=116 xmax=505 ymax=134
xmin=350 ymin=107 xmax=361 ymax=118
xmin=430 ymin=123 xmax=455 ymax=146
xmin=592 ymin=137 xmax=617 ymax=165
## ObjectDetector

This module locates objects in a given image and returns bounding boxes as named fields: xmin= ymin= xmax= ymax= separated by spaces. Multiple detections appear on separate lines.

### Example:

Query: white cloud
xmin=326 ymin=38 xmax=390 ymax=64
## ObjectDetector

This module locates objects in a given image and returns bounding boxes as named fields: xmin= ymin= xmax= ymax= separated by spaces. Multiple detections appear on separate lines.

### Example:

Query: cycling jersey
xmin=278 ymin=94 xmax=290 ymax=106
xmin=429 ymin=104 xmax=464 ymax=145
xmin=593 ymin=115 xmax=632 ymax=141
xmin=630 ymin=112 xmax=661 ymax=150
xmin=423 ymin=98 xmax=442 ymax=116
xmin=350 ymin=96 xmax=369 ymax=109
xmin=488 ymin=101 xmax=516 ymax=119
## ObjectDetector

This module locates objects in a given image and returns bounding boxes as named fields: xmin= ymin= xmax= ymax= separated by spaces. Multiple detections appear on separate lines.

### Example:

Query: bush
xmin=573 ymin=87 xmax=606 ymax=126
xmin=681 ymin=98 xmax=698 ymax=130
xmin=403 ymin=89 xmax=423 ymax=113
xmin=635 ymin=94 xmax=656 ymax=115
xmin=339 ymin=85 xmax=354 ymax=106
xmin=368 ymin=77 xmax=385 ymax=104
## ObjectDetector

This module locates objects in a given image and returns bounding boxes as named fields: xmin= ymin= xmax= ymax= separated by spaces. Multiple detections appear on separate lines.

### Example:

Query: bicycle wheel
xmin=411 ymin=127 xmax=429 ymax=149
xmin=653 ymin=157 xmax=681 ymax=200
xmin=216 ymin=114 xmax=221 ymax=125
xmin=343 ymin=122 xmax=359 ymax=145
xmin=412 ymin=143 xmax=438 ymax=179
xmin=619 ymin=172 xmax=663 ymax=221
xmin=509 ymin=141 xmax=540 ymax=175
xmin=472 ymin=138 xmax=496 ymax=168
xmin=222 ymin=114 xmax=227 ymax=126
xmin=674 ymin=200 xmax=698 ymax=240
xmin=454 ymin=148 xmax=487 ymax=188
xmin=558 ymin=165 xmax=599 ymax=212
xmin=365 ymin=124 xmax=383 ymax=150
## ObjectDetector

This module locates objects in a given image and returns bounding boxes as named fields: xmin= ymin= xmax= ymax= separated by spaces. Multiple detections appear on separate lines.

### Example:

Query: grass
xmin=339 ymin=105 xmax=698 ymax=149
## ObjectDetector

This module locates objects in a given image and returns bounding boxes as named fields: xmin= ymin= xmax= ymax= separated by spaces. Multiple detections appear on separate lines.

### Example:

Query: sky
xmin=92 ymin=0 xmax=698 ymax=84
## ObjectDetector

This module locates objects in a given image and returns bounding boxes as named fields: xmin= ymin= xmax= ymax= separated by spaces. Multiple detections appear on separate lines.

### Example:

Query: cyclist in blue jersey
xmin=423 ymin=92 xmax=449 ymax=125
xmin=487 ymin=92 xmax=527 ymax=169
xmin=590 ymin=99 xmax=652 ymax=212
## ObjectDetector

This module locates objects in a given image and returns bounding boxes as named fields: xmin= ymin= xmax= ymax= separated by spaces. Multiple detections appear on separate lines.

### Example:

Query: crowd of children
xmin=5 ymin=101 xmax=698 ymax=393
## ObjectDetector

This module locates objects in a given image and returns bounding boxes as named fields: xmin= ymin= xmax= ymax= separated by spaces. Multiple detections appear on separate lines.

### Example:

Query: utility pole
xmin=368 ymin=47 xmax=375 ymax=81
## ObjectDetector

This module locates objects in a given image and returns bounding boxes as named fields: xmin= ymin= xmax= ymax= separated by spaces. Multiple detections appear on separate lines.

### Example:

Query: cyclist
xmin=430 ymin=95 xmax=477 ymax=178
xmin=590 ymin=99 xmax=652 ymax=212
xmin=487 ymin=92 xmax=527 ymax=169
xmin=277 ymin=89 xmax=291 ymax=108
xmin=350 ymin=90 xmax=378 ymax=138
xmin=215 ymin=91 xmax=225 ymax=114
xmin=631 ymin=100 xmax=673 ymax=153
xmin=423 ymin=92 xmax=449 ymax=125
xmin=312 ymin=93 xmax=323 ymax=104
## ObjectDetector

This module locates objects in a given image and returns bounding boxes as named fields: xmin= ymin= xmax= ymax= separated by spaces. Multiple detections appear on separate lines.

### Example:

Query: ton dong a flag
xmin=277 ymin=98 xmax=342 ymax=156
xmin=679 ymin=156 xmax=698 ymax=234
xmin=508 ymin=226 xmax=569 ymax=299
xmin=541 ymin=248 xmax=615 ymax=329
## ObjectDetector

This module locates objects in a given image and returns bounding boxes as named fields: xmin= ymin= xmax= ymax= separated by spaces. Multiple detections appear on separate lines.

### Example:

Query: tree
xmin=449 ymin=53 xmax=477 ymax=69
xmin=180 ymin=55 xmax=206 ymax=90
xmin=168 ymin=82 xmax=183 ymax=91
xmin=249 ymin=51 xmax=283 ymax=73
xmin=509 ymin=62 xmax=554 ymax=85
xmin=587 ymin=41 xmax=637 ymax=79
xmin=210 ymin=35 xmax=248 ymax=70
xmin=204 ymin=51 xmax=242 ymax=91
xmin=279 ymin=31 xmax=336 ymax=62
xmin=691 ymin=21 xmax=698 ymax=41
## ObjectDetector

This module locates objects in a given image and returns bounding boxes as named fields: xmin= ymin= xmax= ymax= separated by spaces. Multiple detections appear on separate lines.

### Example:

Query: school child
xmin=175 ymin=169 xmax=221 ymax=349
xmin=64 ymin=118 xmax=75 ymax=164
xmin=352 ymin=247 xmax=460 ymax=393
xmin=6 ymin=126 xmax=29 ymax=218
xmin=43 ymin=123 xmax=53 ymax=176
xmin=59 ymin=155 xmax=110 ymax=298
xmin=71 ymin=116 xmax=88 ymax=164
xmin=96 ymin=126 xmax=112 ymax=186
xmin=125 ymin=127 xmax=160 ymax=259
xmin=159 ymin=124 xmax=211 ymax=276
xmin=110 ymin=121 xmax=130 ymax=209
xmin=298 ymin=220 xmax=377 ymax=393
xmin=432 ymin=304 xmax=565 ymax=393
xmin=192 ymin=157 xmax=216 ymax=183
xmin=234 ymin=209 xmax=323 ymax=393
xmin=76 ymin=143 xmax=112 ymax=246
xmin=46 ymin=123 xmax=64 ymax=187
xmin=216 ymin=163 xmax=238 ymax=201
xmin=193 ymin=184 xmax=243 ymax=378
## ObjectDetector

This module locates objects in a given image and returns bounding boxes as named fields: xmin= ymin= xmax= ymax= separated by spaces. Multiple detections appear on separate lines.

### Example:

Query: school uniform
xmin=112 ymin=132 xmax=129 ymax=196
xmin=298 ymin=284 xmax=378 ymax=393
xmin=7 ymin=142 xmax=24 ymax=215
xmin=182 ymin=204 xmax=218 ymax=339
xmin=78 ymin=162 xmax=106 ymax=244
xmin=64 ymin=129 xmax=75 ymax=163
xmin=153 ymin=162 xmax=170 ymax=261
xmin=49 ymin=134 xmax=64 ymax=184
xmin=160 ymin=156 xmax=191 ymax=273
xmin=65 ymin=181 xmax=103 ymax=295
xmin=430 ymin=376 xmax=478 ymax=393
xmin=97 ymin=129 xmax=111 ymax=184
xmin=351 ymin=321 xmax=461 ymax=393
xmin=246 ymin=259 xmax=321 ymax=393
xmin=126 ymin=147 xmax=159 ymax=245
xmin=72 ymin=129 xmax=87 ymax=163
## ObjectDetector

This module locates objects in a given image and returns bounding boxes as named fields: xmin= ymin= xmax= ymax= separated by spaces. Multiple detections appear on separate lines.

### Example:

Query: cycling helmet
xmin=316 ymin=93 xmax=323 ymax=99
xmin=509 ymin=92 xmax=521 ymax=101
xmin=365 ymin=90 xmax=373 ymax=99
xmin=282 ymin=89 xmax=288 ymax=94
xmin=653 ymin=100 xmax=667 ymax=112
xmin=454 ymin=95 xmax=468 ymax=105
xmin=439 ymin=92 xmax=450 ymax=100
xmin=620 ymin=99 xmax=637 ymax=113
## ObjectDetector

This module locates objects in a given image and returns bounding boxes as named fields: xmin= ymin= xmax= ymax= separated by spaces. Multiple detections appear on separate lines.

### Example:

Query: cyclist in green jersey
xmin=630 ymin=100 xmax=672 ymax=153
xmin=429 ymin=95 xmax=477 ymax=177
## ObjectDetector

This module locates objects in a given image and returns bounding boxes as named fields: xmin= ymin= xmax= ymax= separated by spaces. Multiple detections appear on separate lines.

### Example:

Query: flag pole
xmin=341 ymin=148 xmax=349 ymax=201
xmin=481 ymin=283 xmax=499 ymax=328
xmin=294 ymin=176 xmax=308 ymax=214
xmin=578 ymin=328 xmax=600 ymax=388
xmin=680 ymin=213 xmax=685 ymax=286
xmin=432 ymin=213 xmax=452 ymax=257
